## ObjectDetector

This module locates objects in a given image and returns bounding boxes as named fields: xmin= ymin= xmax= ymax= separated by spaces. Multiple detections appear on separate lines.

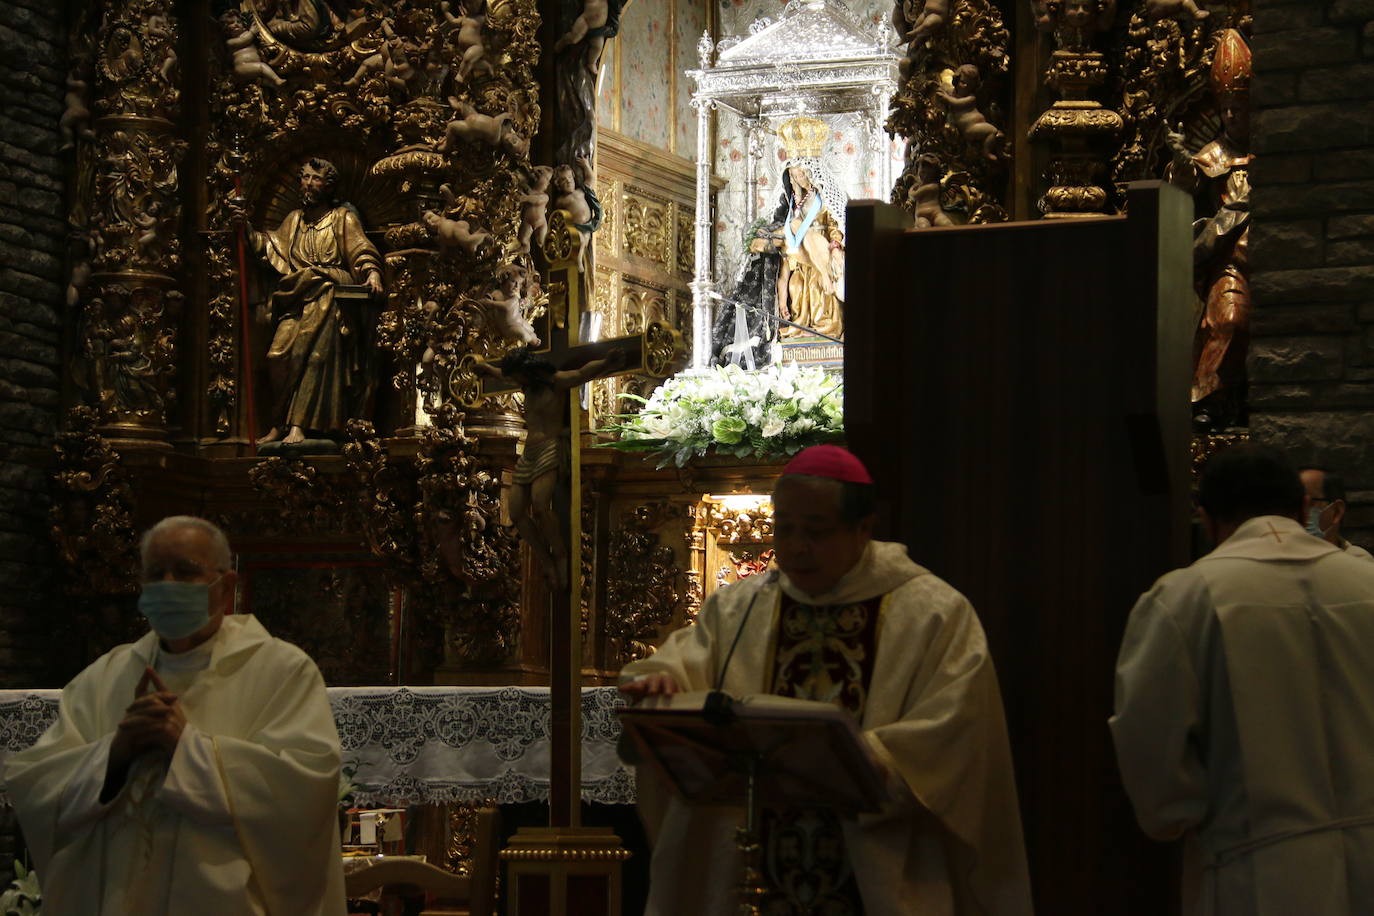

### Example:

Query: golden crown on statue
xmin=777 ymin=116 xmax=831 ymax=160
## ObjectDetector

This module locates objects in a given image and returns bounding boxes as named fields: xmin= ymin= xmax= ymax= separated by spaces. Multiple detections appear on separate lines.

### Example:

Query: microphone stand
xmin=709 ymin=293 xmax=845 ymax=346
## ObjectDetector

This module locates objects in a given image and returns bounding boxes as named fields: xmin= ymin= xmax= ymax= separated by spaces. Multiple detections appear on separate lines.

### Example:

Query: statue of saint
xmin=714 ymin=117 xmax=847 ymax=366
xmin=1167 ymin=29 xmax=1251 ymax=432
xmin=240 ymin=157 xmax=385 ymax=445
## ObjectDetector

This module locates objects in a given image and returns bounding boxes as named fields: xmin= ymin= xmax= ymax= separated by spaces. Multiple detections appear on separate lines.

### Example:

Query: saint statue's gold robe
xmin=4 ymin=615 xmax=346 ymax=916
xmin=253 ymin=204 xmax=383 ymax=436
xmin=780 ymin=207 xmax=845 ymax=341
xmin=622 ymin=541 xmax=1033 ymax=916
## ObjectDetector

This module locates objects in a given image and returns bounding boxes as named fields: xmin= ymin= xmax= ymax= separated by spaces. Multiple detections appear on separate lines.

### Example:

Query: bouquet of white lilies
xmin=599 ymin=362 xmax=844 ymax=468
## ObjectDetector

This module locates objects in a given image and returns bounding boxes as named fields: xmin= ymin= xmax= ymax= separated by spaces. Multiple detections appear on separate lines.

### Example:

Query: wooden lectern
xmin=844 ymin=182 xmax=1195 ymax=915
xmin=619 ymin=691 xmax=889 ymax=915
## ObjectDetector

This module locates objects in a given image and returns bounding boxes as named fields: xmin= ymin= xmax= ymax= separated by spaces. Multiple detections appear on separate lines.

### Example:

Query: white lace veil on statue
xmin=779 ymin=154 xmax=848 ymax=241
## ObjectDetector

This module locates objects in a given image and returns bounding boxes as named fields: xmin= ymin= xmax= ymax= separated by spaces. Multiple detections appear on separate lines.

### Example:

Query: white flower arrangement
xmin=0 ymin=861 xmax=40 ymax=916
xmin=600 ymin=363 xmax=844 ymax=467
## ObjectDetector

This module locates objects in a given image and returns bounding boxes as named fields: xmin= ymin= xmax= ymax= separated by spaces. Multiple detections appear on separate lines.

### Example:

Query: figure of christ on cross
xmin=473 ymin=344 xmax=628 ymax=590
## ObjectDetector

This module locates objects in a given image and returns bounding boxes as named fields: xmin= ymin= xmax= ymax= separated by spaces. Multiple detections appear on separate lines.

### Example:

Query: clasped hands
xmin=110 ymin=666 xmax=186 ymax=768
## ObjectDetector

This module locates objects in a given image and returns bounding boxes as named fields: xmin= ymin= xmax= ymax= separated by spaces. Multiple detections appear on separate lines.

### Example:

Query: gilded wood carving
xmin=888 ymin=0 xmax=1010 ymax=226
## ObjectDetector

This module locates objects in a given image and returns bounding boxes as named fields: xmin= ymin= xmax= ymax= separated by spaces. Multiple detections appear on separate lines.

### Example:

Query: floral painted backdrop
xmin=600 ymin=0 xmax=710 ymax=160
xmin=620 ymin=0 xmax=674 ymax=149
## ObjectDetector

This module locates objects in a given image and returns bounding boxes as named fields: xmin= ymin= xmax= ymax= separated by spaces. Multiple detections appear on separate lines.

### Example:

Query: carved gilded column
xmin=887 ymin=0 xmax=1010 ymax=226
xmin=1026 ymin=0 xmax=1124 ymax=218
xmin=82 ymin=0 xmax=186 ymax=448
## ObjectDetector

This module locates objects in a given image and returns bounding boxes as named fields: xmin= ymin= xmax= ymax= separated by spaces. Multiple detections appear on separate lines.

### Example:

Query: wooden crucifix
xmin=456 ymin=209 xmax=685 ymax=832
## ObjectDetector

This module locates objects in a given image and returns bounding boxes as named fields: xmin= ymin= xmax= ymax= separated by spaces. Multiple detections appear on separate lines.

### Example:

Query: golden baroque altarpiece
xmin=48 ymin=0 xmax=1255 ymax=683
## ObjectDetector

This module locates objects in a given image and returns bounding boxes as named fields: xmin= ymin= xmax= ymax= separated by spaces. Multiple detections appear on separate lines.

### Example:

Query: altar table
xmin=0 ymin=686 xmax=636 ymax=807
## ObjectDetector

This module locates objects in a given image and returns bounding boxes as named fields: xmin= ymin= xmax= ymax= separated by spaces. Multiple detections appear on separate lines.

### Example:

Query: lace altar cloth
xmin=0 ymin=687 xmax=636 ymax=807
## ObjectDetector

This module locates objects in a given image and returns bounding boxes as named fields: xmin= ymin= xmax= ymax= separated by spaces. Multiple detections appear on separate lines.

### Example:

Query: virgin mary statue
xmin=713 ymin=116 xmax=847 ymax=367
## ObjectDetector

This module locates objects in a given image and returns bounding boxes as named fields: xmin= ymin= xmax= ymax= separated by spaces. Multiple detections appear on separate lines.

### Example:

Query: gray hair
xmin=139 ymin=516 xmax=233 ymax=573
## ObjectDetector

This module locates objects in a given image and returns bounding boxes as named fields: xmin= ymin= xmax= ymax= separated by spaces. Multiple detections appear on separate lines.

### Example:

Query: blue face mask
xmin=138 ymin=579 xmax=218 ymax=639
xmin=1306 ymin=505 xmax=1330 ymax=540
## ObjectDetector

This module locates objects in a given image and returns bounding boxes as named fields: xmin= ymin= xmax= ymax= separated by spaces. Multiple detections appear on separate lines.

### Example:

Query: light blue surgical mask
xmin=1306 ymin=505 xmax=1331 ymax=540
xmin=138 ymin=578 xmax=219 ymax=639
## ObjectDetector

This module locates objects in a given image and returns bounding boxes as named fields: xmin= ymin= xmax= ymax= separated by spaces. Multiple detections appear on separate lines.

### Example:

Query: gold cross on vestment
xmin=1265 ymin=521 xmax=1284 ymax=542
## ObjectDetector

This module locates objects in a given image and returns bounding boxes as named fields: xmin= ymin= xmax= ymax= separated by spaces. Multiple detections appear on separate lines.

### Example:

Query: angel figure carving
xmin=895 ymin=0 xmax=949 ymax=46
xmin=1146 ymin=0 xmax=1209 ymax=19
xmin=422 ymin=209 xmax=490 ymax=258
xmin=554 ymin=0 xmax=623 ymax=73
xmin=548 ymin=156 xmax=600 ymax=234
xmin=517 ymin=166 xmax=553 ymax=253
xmin=345 ymin=21 xmax=413 ymax=89
xmin=908 ymin=154 xmax=955 ymax=228
xmin=938 ymin=65 xmax=1004 ymax=161
xmin=221 ymin=11 xmax=286 ymax=89
xmin=439 ymin=98 xmax=529 ymax=158
xmin=443 ymin=0 xmax=494 ymax=81
xmin=479 ymin=266 xmax=540 ymax=346
xmin=60 ymin=68 xmax=96 ymax=150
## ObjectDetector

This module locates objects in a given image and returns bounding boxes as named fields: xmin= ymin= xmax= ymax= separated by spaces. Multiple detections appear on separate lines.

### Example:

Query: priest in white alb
xmin=619 ymin=445 xmax=1033 ymax=915
xmin=1112 ymin=444 xmax=1374 ymax=915
xmin=4 ymin=515 xmax=346 ymax=916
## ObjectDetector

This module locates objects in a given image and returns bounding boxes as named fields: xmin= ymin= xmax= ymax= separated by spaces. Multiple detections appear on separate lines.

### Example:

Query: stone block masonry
xmin=0 ymin=0 xmax=66 ymax=694
xmin=1251 ymin=0 xmax=1374 ymax=551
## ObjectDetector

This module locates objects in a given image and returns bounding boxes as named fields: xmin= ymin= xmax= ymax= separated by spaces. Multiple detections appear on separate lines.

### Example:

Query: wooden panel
xmin=845 ymin=182 xmax=1194 ymax=914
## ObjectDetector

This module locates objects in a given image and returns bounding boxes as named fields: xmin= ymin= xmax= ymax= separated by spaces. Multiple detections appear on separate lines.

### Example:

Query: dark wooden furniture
xmin=844 ymin=182 xmax=1195 ymax=915
xmin=344 ymin=807 xmax=501 ymax=916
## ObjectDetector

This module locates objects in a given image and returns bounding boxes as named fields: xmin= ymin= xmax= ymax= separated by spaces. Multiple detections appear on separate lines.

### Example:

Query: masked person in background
xmin=5 ymin=516 xmax=346 ymax=916
xmin=1299 ymin=466 xmax=1373 ymax=561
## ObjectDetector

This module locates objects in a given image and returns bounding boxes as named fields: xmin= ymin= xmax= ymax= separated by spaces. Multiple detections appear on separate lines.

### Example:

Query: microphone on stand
xmin=704 ymin=569 xmax=780 ymax=727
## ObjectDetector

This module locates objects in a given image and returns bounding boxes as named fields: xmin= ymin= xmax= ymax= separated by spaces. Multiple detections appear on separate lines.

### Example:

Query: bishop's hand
xmin=617 ymin=673 xmax=680 ymax=702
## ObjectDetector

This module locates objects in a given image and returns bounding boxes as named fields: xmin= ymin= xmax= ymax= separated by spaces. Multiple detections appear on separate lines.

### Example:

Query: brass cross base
xmin=500 ymin=826 xmax=630 ymax=916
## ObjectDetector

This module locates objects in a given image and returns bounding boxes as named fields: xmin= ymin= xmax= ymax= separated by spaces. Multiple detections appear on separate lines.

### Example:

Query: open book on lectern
xmin=617 ymin=691 xmax=889 ymax=815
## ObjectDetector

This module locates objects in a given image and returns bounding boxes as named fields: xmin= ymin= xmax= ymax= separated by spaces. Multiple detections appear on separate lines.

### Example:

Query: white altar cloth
xmin=0 ymin=686 xmax=635 ymax=807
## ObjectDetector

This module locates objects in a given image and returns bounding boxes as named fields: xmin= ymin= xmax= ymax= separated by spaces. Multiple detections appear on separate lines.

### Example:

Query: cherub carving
xmin=443 ymin=0 xmax=493 ymax=81
xmin=132 ymin=202 xmax=165 ymax=263
xmin=66 ymin=257 xmax=91 ymax=309
xmin=938 ymin=65 xmax=1004 ymax=161
xmin=108 ymin=27 xmax=143 ymax=79
xmin=1146 ymin=0 xmax=1209 ymax=19
xmin=899 ymin=0 xmax=949 ymax=46
xmin=553 ymin=0 xmax=611 ymax=73
xmin=60 ymin=68 xmax=95 ymax=151
xmin=438 ymin=98 xmax=528 ymax=157
xmin=517 ymin=166 xmax=552 ymax=253
xmin=549 ymin=155 xmax=597 ymax=230
xmin=221 ymin=11 xmax=286 ymax=88
xmin=422 ymin=209 xmax=490 ymax=257
xmin=908 ymin=154 xmax=955 ymax=228
xmin=144 ymin=13 xmax=178 ymax=84
xmin=345 ymin=21 xmax=412 ymax=89
xmin=479 ymin=266 xmax=540 ymax=346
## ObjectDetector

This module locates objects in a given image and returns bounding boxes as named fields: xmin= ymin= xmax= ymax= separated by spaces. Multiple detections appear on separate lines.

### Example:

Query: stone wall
xmin=1250 ymin=0 xmax=1374 ymax=548
xmin=0 ymin=0 xmax=67 ymax=690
